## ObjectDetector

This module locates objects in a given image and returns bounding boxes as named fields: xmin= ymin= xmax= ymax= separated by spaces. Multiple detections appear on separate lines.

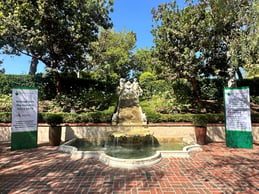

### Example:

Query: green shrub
xmin=206 ymin=114 xmax=224 ymax=123
xmin=237 ymin=78 xmax=259 ymax=97
xmin=199 ymin=80 xmax=219 ymax=100
xmin=171 ymin=78 xmax=194 ymax=104
xmin=139 ymin=72 xmax=157 ymax=85
xmin=60 ymin=74 xmax=117 ymax=94
xmin=0 ymin=94 xmax=12 ymax=112
xmin=159 ymin=114 xmax=194 ymax=122
xmin=140 ymin=92 xmax=192 ymax=114
xmin=0 ymin=73 xmax=117 ymax=102
xmin=88 ymin=112 xmax=111 ymax=123
xmin=0 ymin=112 xmax=12 ymax=123
xmin=251 ymin=113 xmax=259 ymax=123
xmin=139 ymin=72 xmax=158 ymax=99
xmin=191 ymin=114 xmax=209 ymax=127
xmin=198 ymin=78 xmax=259 ymax=101
xmin=198 ymin=78 xmax=226 ymax=100
xmin=38 ymin=105 xmax=115 ymax=124
xmin=62 ymin=113 xmax=82 ymax=123
xmin=45 ymin=113 xmax=64 ymax=126
xmin=0 ymin=74 xmax=56 ymax=100
xmin=53 ymin=90 xmax=115 ymax=113
xmin=251 ymin=96 xmax=259 ymax=105
xmin=0 ymin=111 xmax=257 ymax=124
xmin=143 ymin=108 xmax=161 ymax=123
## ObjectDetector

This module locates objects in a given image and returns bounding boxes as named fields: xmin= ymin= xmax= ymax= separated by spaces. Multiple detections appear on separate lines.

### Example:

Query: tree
xmin=152 ymin=1 xmax=209 ymax=106
xmin=192 ymin=0 xmax=257 ymax=83
xmin=133 ymin=48 xmax=162 ymax=77
xmin=241 ymin=0 xmax=259 ymax=78
xmin=0 ymin=0 xmax=113 ymax=94
xmin=89 ymin=29 xmax=136 ymax=80
xmin=152 ymin=0 xmax=257 ymax=106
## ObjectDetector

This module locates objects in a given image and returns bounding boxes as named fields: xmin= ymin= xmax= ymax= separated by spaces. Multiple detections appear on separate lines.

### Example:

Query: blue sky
xmin=1 ymin=0 xmax=187 ymax=74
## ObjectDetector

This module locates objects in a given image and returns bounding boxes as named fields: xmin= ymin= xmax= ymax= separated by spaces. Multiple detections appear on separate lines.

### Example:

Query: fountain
xmin=58 ymin=78 xmax=201 ymax=169
xmin=112 ymin=78 xmax=147 ymax=125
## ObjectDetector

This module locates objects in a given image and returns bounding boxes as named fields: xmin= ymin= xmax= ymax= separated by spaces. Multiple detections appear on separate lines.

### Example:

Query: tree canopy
xmin=241 ymin=0 xmax=259 ymax=77
xmin=152 ymin=1 xmax=210 ymax=105
xmin=0 ymin=0 xmax=113 ymax=93
xmin=133 ymin=48 xmax=162 ymax=77
xmin=89 ymin=29 xmax=136 ymax=80
xmin=152 ymin=0 xmax=258 ymax=105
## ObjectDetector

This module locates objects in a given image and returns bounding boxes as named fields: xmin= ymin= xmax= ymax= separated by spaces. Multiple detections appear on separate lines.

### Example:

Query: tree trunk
xmin=54 ymin=71 xmax=61 ymax=96
xmin=29 ymin=58 xmax=38 ymax=75
xmin=190 ymin=77 xmax=201 ymax=108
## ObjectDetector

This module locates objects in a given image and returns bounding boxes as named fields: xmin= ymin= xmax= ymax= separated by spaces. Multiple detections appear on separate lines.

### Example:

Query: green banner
xmin=11 ymin=87 xmax=38 ymax=150
xmin=224 ymin=87 xmax=253 ymax=149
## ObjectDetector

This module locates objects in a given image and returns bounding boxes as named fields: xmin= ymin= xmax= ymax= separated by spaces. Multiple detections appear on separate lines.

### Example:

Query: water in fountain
xmin=101 ymin=127 xmax=159 ymax=159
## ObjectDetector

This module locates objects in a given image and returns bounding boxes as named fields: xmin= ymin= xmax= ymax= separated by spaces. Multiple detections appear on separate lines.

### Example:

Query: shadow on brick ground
xmin=0 ymin=142 xmax=166 ymax=193
xmin=188 ymin=143 xmax=259 ymax=193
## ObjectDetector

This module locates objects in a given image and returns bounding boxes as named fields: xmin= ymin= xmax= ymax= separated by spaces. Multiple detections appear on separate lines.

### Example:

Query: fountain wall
xmin=1 ymin=123 xmax=259 ymax=143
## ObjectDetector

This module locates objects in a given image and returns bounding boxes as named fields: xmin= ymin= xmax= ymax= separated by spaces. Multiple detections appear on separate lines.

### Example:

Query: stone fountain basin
xmin=58 ymin=138 xmax=201 ymax=169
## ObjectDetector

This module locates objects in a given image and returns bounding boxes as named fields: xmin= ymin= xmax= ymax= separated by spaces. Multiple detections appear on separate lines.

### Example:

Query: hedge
xmin=144 ymin=112 xmax=225 ymax=124
xmin=0 ymin=74 xmax=56 ymax=100
xmin=1 ymin=112 xmax=259 ymax=124
xmin=38 ymin=111 xmax=114 ymax=124
xmin=1 ymin=74 xmax=258 ymax=102
xmin=0 ymin=112 xmax=12 ymax=123
xmin=0 ymin=73 xmax=117 ymax=100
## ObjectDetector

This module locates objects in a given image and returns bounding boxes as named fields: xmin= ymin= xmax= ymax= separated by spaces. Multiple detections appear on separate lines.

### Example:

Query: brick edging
xmin=1 ymin=123 xmax=259 ymax=127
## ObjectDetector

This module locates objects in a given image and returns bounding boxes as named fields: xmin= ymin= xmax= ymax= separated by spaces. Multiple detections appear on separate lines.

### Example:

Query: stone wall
xmin=207 ymin=124 xmax=259 ymax=143
xmin=0 ymin=123 xmax=258 ymax=144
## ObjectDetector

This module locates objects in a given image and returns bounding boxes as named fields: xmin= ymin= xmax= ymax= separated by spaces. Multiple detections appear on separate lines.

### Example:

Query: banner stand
xmin=11 ymin=87 xmax=38 ymax=150
xmin=224 ymin=87 xmax=253 ymax=149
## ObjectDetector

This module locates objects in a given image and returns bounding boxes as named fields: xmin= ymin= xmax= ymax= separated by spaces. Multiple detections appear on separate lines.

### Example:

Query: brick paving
xmin=0 ymin=142 xmax=258 ymax=194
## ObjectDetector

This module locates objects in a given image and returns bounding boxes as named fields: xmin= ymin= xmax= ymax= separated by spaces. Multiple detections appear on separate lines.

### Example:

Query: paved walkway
xmin=0 ymin=142 xmax=258 ymax=194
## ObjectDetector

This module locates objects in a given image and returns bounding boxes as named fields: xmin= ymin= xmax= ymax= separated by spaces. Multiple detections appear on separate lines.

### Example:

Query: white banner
xmin=224 ymin=87 xmax=252 ymax=131
xmin=12 ymin=88 xmax=38 ymax=132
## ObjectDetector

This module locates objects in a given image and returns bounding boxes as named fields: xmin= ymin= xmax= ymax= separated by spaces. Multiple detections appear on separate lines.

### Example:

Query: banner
xmin=224 ymin=87 xmax=253 ymax=149
xmin=11 ymin=87 xmax=38 ymax=150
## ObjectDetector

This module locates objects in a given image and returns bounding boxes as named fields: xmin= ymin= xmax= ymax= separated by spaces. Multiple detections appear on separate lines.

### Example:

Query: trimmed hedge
xmin=1 ymin=112 xmax=259 ymax=124
xmin=144 ymin=112 xmax=225 ymax=124
xmin=0 ymin=74 xmax=56 ymax=100
xmin=38 ymin=111 xmax=114 ymax=124
xmin=0 ymin=73 xmax=117 ymax=100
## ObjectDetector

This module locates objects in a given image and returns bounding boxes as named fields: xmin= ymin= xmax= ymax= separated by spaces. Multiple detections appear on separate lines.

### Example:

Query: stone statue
xmin=123 ymin=81 xmax=133 ymax=98
xmin=132 ymin=78 xmax=143 ymax=98
xmin=112 ymin=78 xmax=146 ymax=125
xmin=117 ymin=78 xmax=125 ymax=95
xmin=117 ymin=78 xmax=143 ymax=100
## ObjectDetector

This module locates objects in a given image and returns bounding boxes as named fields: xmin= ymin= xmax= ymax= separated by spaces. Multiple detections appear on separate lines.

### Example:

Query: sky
xmin=1 ymin=0 xmax=187 ymax=75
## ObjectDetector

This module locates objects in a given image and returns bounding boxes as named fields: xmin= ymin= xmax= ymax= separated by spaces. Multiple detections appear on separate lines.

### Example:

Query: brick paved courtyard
xmin=0 ymin=142 xmax=258 ymax=194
